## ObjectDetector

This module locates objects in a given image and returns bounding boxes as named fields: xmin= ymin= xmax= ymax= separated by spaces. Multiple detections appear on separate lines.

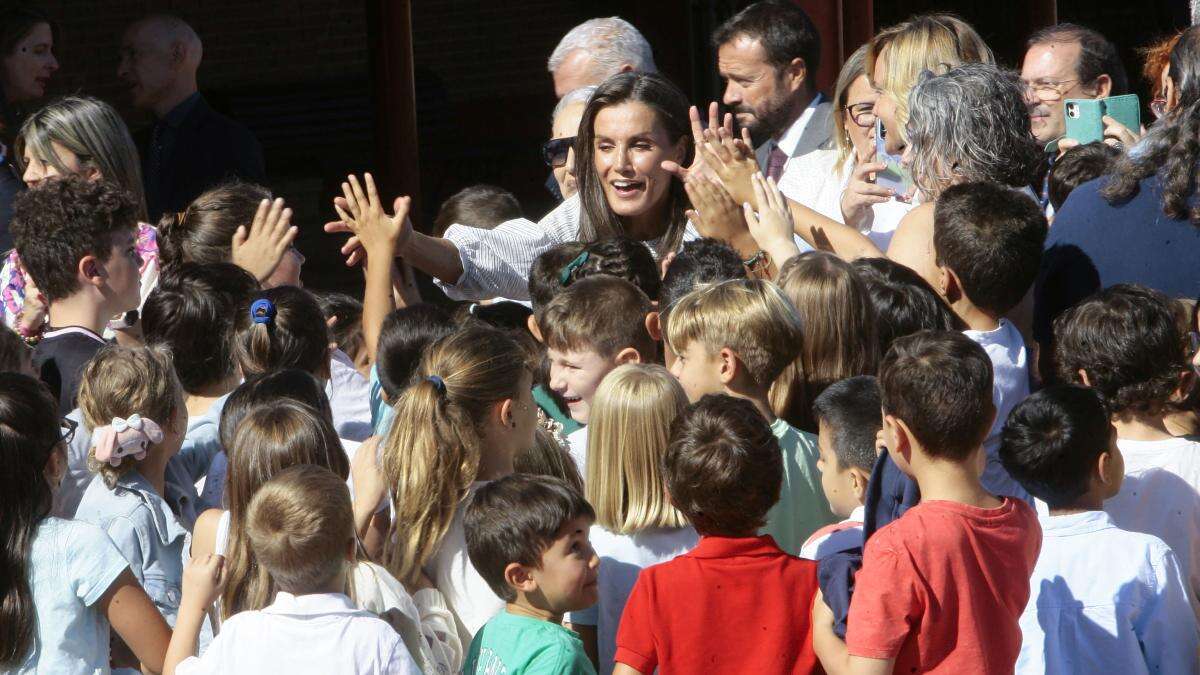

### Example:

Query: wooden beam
xmin=365 ymin=0 xmax=421 ymax=217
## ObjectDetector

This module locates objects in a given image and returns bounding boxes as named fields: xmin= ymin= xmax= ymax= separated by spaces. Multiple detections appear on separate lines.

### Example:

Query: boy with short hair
xmin=932 ymin=181 xmax=1047 ymax=501
xmin=666 ymin=277 xmax=834 ymax=553
xmin=11 ymin=177 xmax=143 ymax=413
xmin=1054 ymin=283 xmax=1200 ymax=617
xmin=801 ymin=375 xmax=881 ymax=560
xmin=1000 ymin=385 xmax=1199 ymax=674
xmin=813 ymin=331 xmax=1041 ymax=675
xmin=612 ymin=394 xmax=821 ymax=675
xmin=540 ymin=275 xmax=654 ymax=469
xmin=653 ymin=237 xmax=746 ymax=368
xmin=463 ymin=473 xmax=599 ymax=674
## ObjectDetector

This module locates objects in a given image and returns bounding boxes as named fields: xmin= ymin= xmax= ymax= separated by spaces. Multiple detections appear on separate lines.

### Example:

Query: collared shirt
xmin=328 ymin=347 xmax=373 ymax=442
xmin=177 ymin=592 xmax=419 ymax=674
xmin=763 ymin=418 xmax=836 ymax=555
xmin=755 ymin=93 xmax=830 ymax=173
xmin=800 ymin=505 xmax=866 ymax=560
xmin=1017 ymin=510 xmax=1199 ymax=674
xmin=965 ymin=318 xmax=1034 ymax=504
xmin=33 ymin=325 xmax=106 ymax=414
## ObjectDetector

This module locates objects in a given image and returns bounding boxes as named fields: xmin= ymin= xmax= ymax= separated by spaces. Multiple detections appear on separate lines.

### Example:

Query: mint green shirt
xmin=466 ymin=610 xmax=597 ymax=674
xmin=762 ymin=418 xmax=836 ymax=555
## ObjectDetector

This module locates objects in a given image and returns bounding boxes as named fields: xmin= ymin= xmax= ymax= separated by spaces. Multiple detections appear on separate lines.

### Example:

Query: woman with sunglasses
xmin=545 ymin=85 xmax=595 ymax=201
xmin=776 ymin=44 xmax=911 ymax=250
xmin=329 ymin=72 xmax=703 ymax=302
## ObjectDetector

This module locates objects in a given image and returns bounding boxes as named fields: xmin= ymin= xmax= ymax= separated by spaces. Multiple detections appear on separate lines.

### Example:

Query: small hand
xmin=351 ymin=436 xmax=388 ymax=530
xmin=15 ymin=262 xmax=46 ymax=334
xmin=684 ymin=176 xmax=748 ymax=245
xmin=811 ymin=588 xmax=835 ymax=629
xmin=743 ymin=173 xmax=800 ymax=265
xmin=840 ymin=159 xmax=893 ymax=229
xmin=181 ymin=553 xmax=226 ymax=609
xmin=661 ymin=102 xmax=733 ymax=182
xmin=231 ymin=198 xmax=298 ymax=282
xmin=697 ymin=125 xmax=760 ymax=208
xmin=333 ymin=173 xmax=412 ymax=261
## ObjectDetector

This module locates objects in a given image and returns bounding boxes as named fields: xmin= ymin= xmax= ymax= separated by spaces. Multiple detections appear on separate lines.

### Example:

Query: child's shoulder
xmin=872 ymin=498 xmax=1036 ymax=547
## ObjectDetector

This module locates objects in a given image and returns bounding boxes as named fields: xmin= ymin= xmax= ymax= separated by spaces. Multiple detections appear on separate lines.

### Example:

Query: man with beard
xmin=713 ymin=1 xmax=830 ymax=182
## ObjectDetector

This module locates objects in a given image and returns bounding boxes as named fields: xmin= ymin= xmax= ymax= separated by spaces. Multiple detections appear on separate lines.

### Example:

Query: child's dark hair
xmin=850 ymin=257 xmax=963 ymax=357
xmin=515 ymin=426 xmax=585 ymax=495
xmin=563 ymin=236 xmax=661 ymax=301
xmin=1054 ymin=284 xmax=1187 ymax=417
xmin=456 ymin=301 xmax=533 ymax=335
xmin=1000 ymin=384 xmax=1113 ymax=509
xmin=879 ymin=330 xmax=994 ymax=461
xmin=812 ymin=375 xmax=882 ymax=473
xmin=0 ymin=374 xmax=61 ymax=667
xmin=659 ymin=237 xmax=746 ymax=318
xmin=933 ymin=182 xmax=1048 ymax=316
xmin=0 ymin=325 xmax=27 ymax=375
xmin=1048 ymin=142 xmax=1121 ymax=211
xmin=158 ymin=180 xmax=271 ymax=268
xmin=529 ymin=242 xmax=587 ymax=316
xmin=142 ymin=262 xmax=259 ymax=394
xmin=219 ymin=369 xmax=335 ymax=452
xmin=662 ymin=394 xmax=781 ymax=536
xmin=540 ymin=275 xmax=654 ymax=359
xmin=376 ymin=303 xmax=457 ymax=399
xmin=10 ymin=176 xmax=139 ymax=302
xmin=464 ymin=473 xmax=594 ymax=602
xmin=432 ymin=184 xmax=523 ymax=237
xmin=313 ymin=291 xmax=365 ymax=366
xmin=235 ymin=286 xmax=331 ymax=380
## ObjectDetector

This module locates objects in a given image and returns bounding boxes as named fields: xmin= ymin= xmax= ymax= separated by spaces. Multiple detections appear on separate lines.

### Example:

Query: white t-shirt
xmin=176 ymin=592 xmax=418 ymax=674
xmin=18 ymin=518 xmax=129 ymax=673
xmin=424 ymin=482 xmax=504 ymax=644
xmin=328 ymin=349 xmax=373 ymax=442
xmin=569 ymin=525 xmax=698 ymax=675
xmin=1017 ymin=510 xmax=1198 ymax=674
xmin=567 ymin=426 xmax=588 ymax=478
xmin=963 ymin=319 xmax=1033 ymax=502
xmin=1106 ymin=436 xmax=1200 ymax=620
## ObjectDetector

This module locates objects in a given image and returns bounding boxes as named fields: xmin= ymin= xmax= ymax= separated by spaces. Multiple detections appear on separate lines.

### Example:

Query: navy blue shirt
xmin=1034 ymin=175 xmax=1200 ymax=345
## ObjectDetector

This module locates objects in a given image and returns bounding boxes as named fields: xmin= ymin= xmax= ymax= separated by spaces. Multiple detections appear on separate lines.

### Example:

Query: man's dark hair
xmin=712 ymin=0 xmax=820 ymax=86
xmin=464 ymin=473 xmax=595 ymax=602
xmin=879 ymin=331 xmax=994 ymax=461
xmin=376 ymin=303 xmax=457 ymax=399
xmin=933 ymin=182 xmax=1048 ymax=316
xmin=659 ymin=238 xmax=746 ymax=317
xmin=812 ymin=376 xmax=882 ymax=473
xmin=850 ymin=257 xmax=963 ymax=358
xmin=663 ymin=394 xmax=781 ymax=536
xmin=1054 ymin=284 xmax=1187 ymax=417
xmin=1048 ymin=142 xmax=1121 ymax=211
xmin=564 ymin=236 xmax=661 ymax=301
xmin=1000 ymin=385 xmax=1113 ymax=509
xmin=432 ymin=184 xmax=522 ymax=237
xmin=142 ymin=262 xmax=258 ymax=393
xmin=529 ymin=241 xmax=587 ymax=317
xmin=1027 ymin=23 xmax=1129 ymax=96
xmin=10 ymin=177 xmax=139 ymax=302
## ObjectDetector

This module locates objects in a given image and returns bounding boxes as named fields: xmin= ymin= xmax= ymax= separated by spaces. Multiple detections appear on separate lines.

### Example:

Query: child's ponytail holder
xmin=426 ymin=375 xmax=446 ymax=395
xmin=93 ymin=414 xmax=164 ymax=467
xmin=250 ymin=298 xmax=276 ymax=325
xmin=559 ymin=251 xmax=589 ymax=284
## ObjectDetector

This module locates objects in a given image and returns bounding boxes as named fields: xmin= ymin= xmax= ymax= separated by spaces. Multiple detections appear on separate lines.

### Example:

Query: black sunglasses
xmin=50 ymin=416 xmax=77 ymax=453
xmin=542 ymin=136 xmax=576 ymax=168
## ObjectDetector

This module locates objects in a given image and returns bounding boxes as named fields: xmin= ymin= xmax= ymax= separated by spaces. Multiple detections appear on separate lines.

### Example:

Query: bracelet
xmin=742 ymin=249 xmax=770 ymax=270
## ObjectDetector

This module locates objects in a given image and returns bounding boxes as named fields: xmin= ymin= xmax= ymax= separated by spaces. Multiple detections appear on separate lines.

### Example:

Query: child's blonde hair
xmin=586 ymin=364 xmax=689 ymax=533
xmin=381 ymin=325 xmax=530 ymax=585
xmin=78 ymin=345 xmax=182 ymax=489
xmin=245 ymin=464 xmax=354 ymax=594
xmin=515 ymin=424 xmax=584 ymax=495
xmin=867 ymin=14 xmax=993 ymax=146
xmin=666 ymin=278 xmax=803 ymax=389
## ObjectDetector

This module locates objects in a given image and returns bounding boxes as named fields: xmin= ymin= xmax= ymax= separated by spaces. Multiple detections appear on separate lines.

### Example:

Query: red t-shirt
xmin=846 ymin=498 xmax=1041 ymax=673
xmin=614 ymin=534 xmax=822 ymax=674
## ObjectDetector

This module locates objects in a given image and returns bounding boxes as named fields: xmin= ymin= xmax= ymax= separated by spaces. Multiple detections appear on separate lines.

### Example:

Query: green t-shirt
xmin=761 ymin=418 xmax=837 ymax=555
xmin=533 ymin=384 xmax=582 ymax=435
xmin=466 ymin=610 xmax=597 ymax=674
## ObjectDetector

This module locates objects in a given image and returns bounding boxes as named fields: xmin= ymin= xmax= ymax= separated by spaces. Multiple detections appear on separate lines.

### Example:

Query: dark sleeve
xmin=231 ymin=123 xmax=265 ymax=182
xmin=817 ymin=548 xmax=862 ymax=640
xmin=863 ymin=451 xmax=919 ymax=540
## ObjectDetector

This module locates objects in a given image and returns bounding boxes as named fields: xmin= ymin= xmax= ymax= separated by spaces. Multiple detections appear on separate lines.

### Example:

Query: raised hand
xmin=662 ymin=102 xmax=734 ymax=183
xmin=231 ymin=198 xmax=298 ymax=282
xmin=840 ymin=156 xmax=894 ymax=230
xmin=698 ymin=125 xmax=760 ymax=208
xmin=334 ymin=173 xmax=412 ymax=263
xmin=744 ymin=173 xmax=800 ymax=266
xmin=181 ymin=554 xmax=226 ymax=610
xmin=684 ymin=176 xmax=749 ymax=246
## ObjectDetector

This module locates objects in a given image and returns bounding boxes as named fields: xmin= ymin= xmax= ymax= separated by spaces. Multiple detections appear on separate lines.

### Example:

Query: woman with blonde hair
xmin=569 ymin=363 xmax=696 ymax=674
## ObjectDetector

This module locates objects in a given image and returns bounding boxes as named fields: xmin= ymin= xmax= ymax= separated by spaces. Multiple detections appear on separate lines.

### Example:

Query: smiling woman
xmin=328 ymin=72 xmax=695 ymax=302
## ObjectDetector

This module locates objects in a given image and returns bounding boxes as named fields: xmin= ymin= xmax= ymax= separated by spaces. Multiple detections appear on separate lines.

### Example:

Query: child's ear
xmin=1077 ymin=369 xmax=1092 ymax=387
xmin=849 ymin=467 xmax=870 ymax=503
xmin=43 ymin=444 xmax=66 ymax=488
xmin=615 ymin=346 xmax=642 ymax=365
xmin=496 ymin=397 xmax=517 ymax=429
xmin=1172 ymin=370 xmax=1196 ymax=403
xmin=645 ymin=312 xmax=662 ymax=342
xmin=78 ymin=254 xmax=102 ymax=285
xmin=503 ymin=562 xmax=537 ymax=594
xmin=883 ymin=413 xmax=914 ymax=466
xmin=717 ymin=347 xmax=738 ymax=385
xmin=937 ymin=265 xmax=959 ymax=303
xmin=527 ymin=315 xmax=544 ymax=343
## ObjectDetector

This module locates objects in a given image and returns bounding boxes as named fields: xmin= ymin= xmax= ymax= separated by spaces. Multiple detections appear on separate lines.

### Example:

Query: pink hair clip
xmin=93 ymin=414 xmax=164 ymax=467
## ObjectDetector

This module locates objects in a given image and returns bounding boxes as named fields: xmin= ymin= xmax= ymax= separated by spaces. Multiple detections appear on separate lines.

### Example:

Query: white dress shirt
xmin=176 ymin=592 xmax=419 ymax=674
xmin=755 ymin=93 xmax=832 ymax=173
xmin=1017 ymin=510 xmax=1199 ymax=674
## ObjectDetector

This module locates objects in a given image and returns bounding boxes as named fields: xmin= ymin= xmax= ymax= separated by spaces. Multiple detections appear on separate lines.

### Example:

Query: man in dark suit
xmin=118 ymin=14 xmax=264 ymax=223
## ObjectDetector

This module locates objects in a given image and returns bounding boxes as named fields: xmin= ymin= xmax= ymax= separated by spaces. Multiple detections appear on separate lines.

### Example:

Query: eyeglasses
xmin=542 ymin=136 xmax=576 ymax=168
xmin=1151 ymin=97 xmax=1168 ymax=120
xmin=49 ymin=416 xmax=77 ymax=452
xmin=1024 ymin=78 xmax=1079 ymax=101
xmin=843 ymin=102 xmax=876 ymax=128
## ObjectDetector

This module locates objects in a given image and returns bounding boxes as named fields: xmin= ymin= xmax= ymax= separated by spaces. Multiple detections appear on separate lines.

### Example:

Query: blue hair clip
xmin=426 ymin=375 xmax=446 ymax=394
xmin=559 ymin=251 xmax=590 ymax=285
xmin=250 ymin=298 xmax=276 ymax=325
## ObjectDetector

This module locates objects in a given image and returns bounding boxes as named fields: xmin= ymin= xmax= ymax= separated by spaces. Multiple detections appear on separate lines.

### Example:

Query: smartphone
xmin=1063 ymin=94 xmax=1141 ymax=145
xmin=873 ymin=118 xmax=915 ymax=201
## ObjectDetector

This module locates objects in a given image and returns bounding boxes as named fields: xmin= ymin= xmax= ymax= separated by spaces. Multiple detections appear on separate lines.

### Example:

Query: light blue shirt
xmin=188 ymin=393 xmax=231 ymax=512
xmin=16 ymin=517 xmax=129 ymax=673
xmin=1017 ymin=510 xmax=1199 ymax=674
xmin=369 ymin=363 xmax=396 ymax=438
xmin=75 ymin=470 xmax=189 ymax=626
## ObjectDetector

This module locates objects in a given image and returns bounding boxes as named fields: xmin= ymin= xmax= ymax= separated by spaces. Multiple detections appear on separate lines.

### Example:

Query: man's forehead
xmin=718 ymin=35 xmax=770 ymax=70
xmin=1022 ymin=40 xmax=1082 ymax=78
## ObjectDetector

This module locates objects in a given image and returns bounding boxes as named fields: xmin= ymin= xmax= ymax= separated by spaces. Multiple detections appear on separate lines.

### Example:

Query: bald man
xmin=119 ymin=14 xmax=264 ymax=222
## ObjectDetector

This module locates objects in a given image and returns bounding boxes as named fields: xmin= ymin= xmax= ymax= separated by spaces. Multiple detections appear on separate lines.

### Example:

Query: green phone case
xmin=1063 ymin=94 xmax=1140 ymax=145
